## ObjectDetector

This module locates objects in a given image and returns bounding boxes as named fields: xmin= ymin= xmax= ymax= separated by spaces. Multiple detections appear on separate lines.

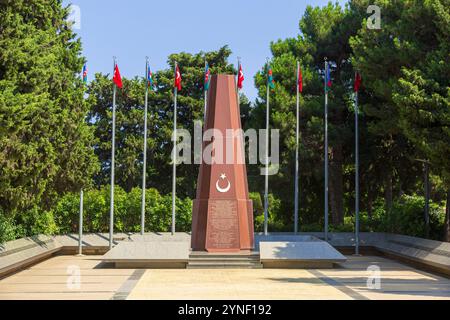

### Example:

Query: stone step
xmin=189 ymin=253 xmax=260 ymax=259
xmin=187 ymin=265 xmax=263 ymax=269
xmin=189 ymin=256 xmax=260 ymax=261
xmin=188 ymin=252 xmax=262 ymax=269
xmin=187 ymin=261 xmax=263 ymax=269
xmin=189 ymin=260 xmax=261 ymax=264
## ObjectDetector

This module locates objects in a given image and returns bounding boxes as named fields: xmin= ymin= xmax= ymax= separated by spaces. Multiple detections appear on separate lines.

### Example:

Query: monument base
xmin=258 ymin=238 xmax=347 ymax=268
xmin=99 ymin=233 xmax=347 ymax=269
xmin=191 ymin=199 xmax=254 ymax=252
xmin=101 ymin=241 xmax=190 ymax=269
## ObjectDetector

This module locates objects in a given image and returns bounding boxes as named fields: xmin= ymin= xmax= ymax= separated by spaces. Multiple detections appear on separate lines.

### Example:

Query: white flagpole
xmin=109 ymin=57 xmax=117 ymax=250
xmin=141 ymin=57 xmax=149 ymax=235
xmin=355 ymin=78 xmax=360 ymax=254
xmin=263 ymin=62 xmax=270 ymax=236
xmin=78 ymin=189 xmax=83 ymax=255
xmin=324 ymin=58 xmax=329 ymax=242
xmin=172 ymin=62 xmax=178 ymax=235
xmin=294 ymin=61 xmax=300 ymax=234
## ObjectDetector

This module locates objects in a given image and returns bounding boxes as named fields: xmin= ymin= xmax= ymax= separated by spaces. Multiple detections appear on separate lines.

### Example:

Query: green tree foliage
xmin=0 ymin=0 xmax=98 ymax=215
xmin=87 ymin=46 xmax=237 ymax=198
xmin=351 ymin=0 xmax=450 ymax=239
xmin=350 ymin=0 xmax=429 ymax=215
xmin=251 ymin=0 xmax=449 ymax=240
xmin=52 ymin=187 xmax=192 ymax=233
xmin=391 ymin=0 xmax=450 ymax=239
xmin=251 ymin=2 xmax=362 ymax=228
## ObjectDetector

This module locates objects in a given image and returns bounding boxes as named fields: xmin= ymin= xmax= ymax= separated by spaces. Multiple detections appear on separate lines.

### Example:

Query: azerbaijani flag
xmin=268 ymin=66 xmax=275 ymax=89
xmin=147 ymin=65 xmax=154 ymax=90
xmin=82 ymin=64 xmax=88 ymax=84
xmin=325 ymin=63 xmax=332 ymax=91
xmin=204 ymin=62 xmax=211 ymax=91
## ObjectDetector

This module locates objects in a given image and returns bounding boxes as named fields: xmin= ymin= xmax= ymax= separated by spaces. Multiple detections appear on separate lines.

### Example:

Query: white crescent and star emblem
xmin=215 ymin=173 xmax=231 ymax=193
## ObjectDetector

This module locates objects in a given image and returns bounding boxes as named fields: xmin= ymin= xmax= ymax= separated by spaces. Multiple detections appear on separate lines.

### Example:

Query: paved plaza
xmin=0 ymin=254 xmax=449 ymax=300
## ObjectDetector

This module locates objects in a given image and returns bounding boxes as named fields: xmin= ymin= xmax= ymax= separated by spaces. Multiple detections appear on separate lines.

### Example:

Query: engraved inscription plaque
xmin=206 ymin=200 xmax=239 ymax=249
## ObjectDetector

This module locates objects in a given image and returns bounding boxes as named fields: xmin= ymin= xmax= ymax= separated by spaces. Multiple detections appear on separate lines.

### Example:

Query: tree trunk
xmin=329 ymin=145 xmax=344 ymax=225
xmin=444 ymin=190 xmax=450 ymax=242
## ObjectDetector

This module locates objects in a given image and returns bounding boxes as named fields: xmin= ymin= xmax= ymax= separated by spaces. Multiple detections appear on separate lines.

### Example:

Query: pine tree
xmin=0 ymin=0 xmax=98 ymax=214
xmin=251 ymin=2 xmax=362 ymax=227
xmin=390 ymin=0 xmax=450 ymax=240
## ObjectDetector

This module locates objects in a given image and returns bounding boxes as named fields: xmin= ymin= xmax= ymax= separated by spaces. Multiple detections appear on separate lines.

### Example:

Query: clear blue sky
xmin=65 ymin=0 xmax=347 ymax=101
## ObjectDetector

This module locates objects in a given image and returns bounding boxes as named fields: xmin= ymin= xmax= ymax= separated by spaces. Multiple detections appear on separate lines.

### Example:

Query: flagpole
xmin=264 ymin=62 xmax=270 ymax=236
xmin=294 ymin=61 xmax=300 ymax=234
xmin=172 ymin=62 xmax=178 ymax=236
xmin=355 ymin=80 xmax=360 ymax=255
xmin=324 ymin=58 xmax=329 ymax=242
xmin=109 ymin=57 xmax=117 ymax=250
xmin=141 ymin=57 xmax=149 ymax=235
xmin=78 ymin=188 xmax=83 ymax=256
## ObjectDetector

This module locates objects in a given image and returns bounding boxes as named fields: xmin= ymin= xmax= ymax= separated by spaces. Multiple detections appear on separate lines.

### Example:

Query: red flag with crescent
xmin=113 ymin=64 xmax=123 ymax=89
xmin=174 ymin=64 xmax=182 ymax=91
xmin=237 ymin=64 xmax=244 ymax=89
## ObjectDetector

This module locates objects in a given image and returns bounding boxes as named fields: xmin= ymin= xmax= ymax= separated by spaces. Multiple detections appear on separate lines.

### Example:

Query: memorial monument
xmin=191 ymin=74 xmax=254 ymax=252
xmin=103 ymin=75 xmax=345 ymax=269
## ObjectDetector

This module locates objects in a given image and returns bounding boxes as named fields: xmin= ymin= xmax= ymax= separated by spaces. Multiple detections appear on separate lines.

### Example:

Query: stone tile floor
xmin=0 ymin=255 xmax=449 ymax=300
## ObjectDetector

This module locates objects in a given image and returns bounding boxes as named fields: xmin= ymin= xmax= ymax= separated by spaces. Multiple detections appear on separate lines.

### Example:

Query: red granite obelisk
xmin=191 ymin=74 xmax=254 ymax=252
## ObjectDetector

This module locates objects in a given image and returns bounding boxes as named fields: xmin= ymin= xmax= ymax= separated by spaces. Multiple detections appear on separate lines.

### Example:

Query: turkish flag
xmin=113 ymin=64 xmax=123 ymax=89
xmin=298 ymin=67 xmax=303 ymax=93
xmin=174 ymin=64 xmax=182 ymax=91
xmin=354 ymin=72 xmax=362 ymax=93
xmin=237 ymin=64 xmax=244 ymax=89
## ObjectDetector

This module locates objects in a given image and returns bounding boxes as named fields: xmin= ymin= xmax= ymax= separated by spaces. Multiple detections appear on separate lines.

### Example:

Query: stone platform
xmin=99 ymin=234 xmax=346 ymax=269
xmin=2 ymin=232 xmax=449 ymax=275
xmin=102 ymin=241 xmax=190 ymax=268
xmin=259 ymin=239 xmax=347 ymax=268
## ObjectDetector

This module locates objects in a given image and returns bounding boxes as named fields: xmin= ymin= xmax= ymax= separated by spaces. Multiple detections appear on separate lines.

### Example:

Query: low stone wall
xmin=0 ymin=235 xmax=62 ymax=279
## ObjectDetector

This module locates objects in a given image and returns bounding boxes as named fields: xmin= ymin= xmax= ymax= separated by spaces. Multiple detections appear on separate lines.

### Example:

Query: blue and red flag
xmin=82 ymin=64 xmax=88 ymax=84
xmin=325 ymin=63 xmax=332 ymax=91
xmin=204 ymin=63 xmax=211 ymax=91
xmin=147 ymin=65 xmax=155 ymax=90
xmin=268 ymin=66 xmax=275 ymax=89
